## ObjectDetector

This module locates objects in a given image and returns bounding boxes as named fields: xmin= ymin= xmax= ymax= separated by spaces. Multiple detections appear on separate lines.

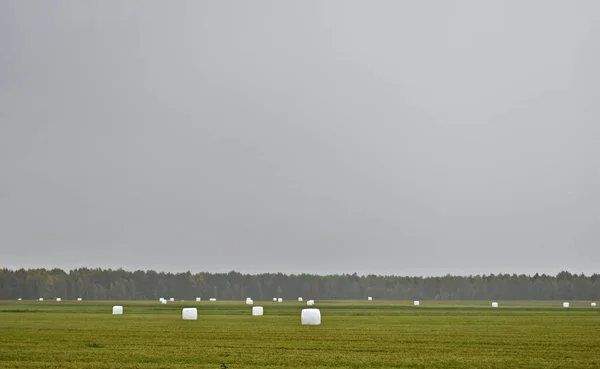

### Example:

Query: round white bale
xmin=272 ymin=297 xmax=277 ymax=302
xmin=77 ymin=298 xmax=82 ymax=301
xmin=301 ymin=308 xmax=321 ymax=325
xmin=277 ymin=298 xmax=283 ymax=303
xmin=196 ymin=297 xmax=201 ymax=302
xmin=491 ymin=302 xmax=499 ymax=308
xmin=182 ymin=308 xmax=198 ymax=320
xmin=112 ymin=305 xmax=123 ymax=315
xmin=368 ymin=297 xmax=373 ymax=301
xmin=592 ymin=302 xmax=597 ymax=307
xmin=209 ymin=298 xmax=216 ymax=301
xmin=414 ymin=301 xmax=420 ymax=306
xmin=298 ymin=297 xmax=303 ymax=301
xmin=563 ymin=302 xmax=569 ymax=308
xmin=17 ymin=298 xmax=22 ymax=301
xmin=246 ymin=299 xmax=253 ymax=305
xmin=307 ymin=300 xmax=315 ymax=306
xmin=169 ymin=298 xmax=174 ymax=302
xmin=38 ymin=298 xmax=43 ymax=301
xmin=56 ymin=298 xmax=61 ymax=302
xmin=161 ymin=300 xmax=167 ymax=304
xmin=252 ymin=306 xmax=264 ymax=316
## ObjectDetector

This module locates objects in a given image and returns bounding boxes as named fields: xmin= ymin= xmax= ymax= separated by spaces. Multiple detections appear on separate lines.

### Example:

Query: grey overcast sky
xmin=1 ymin=1 xmax=599 ymax=276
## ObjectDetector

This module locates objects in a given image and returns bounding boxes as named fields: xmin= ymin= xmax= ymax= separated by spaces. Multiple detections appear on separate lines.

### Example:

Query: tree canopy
xmin=1 ymin=268 xmax=598 ymax=301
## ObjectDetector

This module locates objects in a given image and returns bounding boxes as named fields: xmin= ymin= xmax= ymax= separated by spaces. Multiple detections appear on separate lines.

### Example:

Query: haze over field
xmin=1 ymin=1 xmax=599 ymax=276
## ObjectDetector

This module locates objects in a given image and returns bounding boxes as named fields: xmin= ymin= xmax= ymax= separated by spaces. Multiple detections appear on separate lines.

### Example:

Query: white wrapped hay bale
xmin=246 ymin=299 xmax=253 ymax=305
xmin=563 ymin=302 xmax=569 ymax=308
xmin=301 ymin=308 xmax=321 ymax=325
xmin=56 ymin=298 xmax=61 ymax=302
xmin=161 ymin=300 xmax=167 ymax=304
xmin=77 ymin=298 xmax=82 ymax=301
xmin=252 ymin=306 xmax=264 ymax=316
xmin=17 ymin=298 xmax=22 ymax=301
xmin=272 ymin=297 xmax=277 ymax=302
xmin=182 ymin=308 xmax=198 ymax=320
xmin=38 ymin=298 xmax=44 ymax=301
xmin=278 ymin=298 xmax=283 ymax=303
xmin=414 ymin=301 xmax=420 ymax=306
xmin=491 ymin=302 xmax=498 ymax=308
xmin=307 ymin=300 xmax=314 ymax=306
xmin=196 ymin=297 xmax=201 ymax=302
xmin=298 ymin=297 xmax=303 ymax=302
xmin=112 ymin=306 xmax=123 ymax=315
xmin=368 ymin=297 xmax=373 ymax=301
xmin=592 ymin=302 xmax=597 ymax=307
xmin=209 ymin=298 xmax=216 ymax=302
xmin=169 ymin=298 xmax=174 ymax=302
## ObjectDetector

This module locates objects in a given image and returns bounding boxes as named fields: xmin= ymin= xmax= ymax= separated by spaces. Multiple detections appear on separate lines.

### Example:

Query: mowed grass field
xmin=0 ymin=300 xmax=598 ymax=369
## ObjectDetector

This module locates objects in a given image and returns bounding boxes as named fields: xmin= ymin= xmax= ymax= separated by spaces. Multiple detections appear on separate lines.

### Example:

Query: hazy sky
xmin=1 ymin=1 xmax=598 ymax=276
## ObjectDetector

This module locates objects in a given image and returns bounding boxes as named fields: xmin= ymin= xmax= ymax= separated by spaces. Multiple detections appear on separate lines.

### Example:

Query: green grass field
xmin=0 ymin=300 xmax=598 ymax=368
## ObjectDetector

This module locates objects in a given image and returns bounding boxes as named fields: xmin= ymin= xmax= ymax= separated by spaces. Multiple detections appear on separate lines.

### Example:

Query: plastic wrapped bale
xmin=252 ymin=306 xmax=264 ymax=316
xmin=492 ymin=302 xmax=499 ymax=308
xmin=592 ymin=302 xmax=597 ymax=307
xmin=182 ymin=308 xmax=198 ymax=320
xmin=307 ymin=300 xmax=315 ymax=306
xmin=169 ymin=298 xmax=174 ymax=302
xmin=414 ymin=301 xmax=420 ymax=306
xmin=246 ymin=299 xmax=253 ymax=305
xmin=278 ymin=298 xmax=283 ymax=303
xmin=38 ymin=298 xmax=44 ymax=301
xmin=298 ymin=297 xmax=303 ymax=302
xmin=209 ymin=298 xmax=216 ymax=302
xmin=301 ymin=308 xmax=321 ymax=325
xmin=272 ymin=297 xmax=277 ymax=302
xmin=112 ymin=306 xmax=123 ymax=315
xmin=563 ymin=302 xmax=569 ymax=308
xmin=17 ymin=298 xmax=22 ymax=301
xmin=56 ymin=298 xmax=61 ymax=302
xmin=77 ymin=298 xmax=82 ymax=301
xmin=161 ymin=300 xmax=167 ymax=304
xmin=368 ymin=297 xmax=373 ymax=301
xmin=196 ymin=297 xmax=201 ymax=302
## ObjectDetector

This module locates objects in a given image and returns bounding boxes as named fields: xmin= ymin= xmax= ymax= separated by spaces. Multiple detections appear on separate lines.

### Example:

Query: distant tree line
xmin=0 ymin=268 xmax=598 ymax=301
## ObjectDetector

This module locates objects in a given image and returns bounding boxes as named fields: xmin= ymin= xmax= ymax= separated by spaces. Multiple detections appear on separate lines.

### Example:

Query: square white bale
xmin=112 ymin=305 xmax=123 ymax=315
xmin=301 ymin=308 xmax=321 ymax=325
xmin=252 ymin=306 xmax=263 ymax=316
xmin=182 ymin=308 xmax=198 ymax=320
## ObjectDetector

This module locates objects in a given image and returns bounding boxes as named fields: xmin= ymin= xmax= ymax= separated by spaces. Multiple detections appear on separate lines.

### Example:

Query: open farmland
xmin=0 ymin=300 xmax=598 ymax=369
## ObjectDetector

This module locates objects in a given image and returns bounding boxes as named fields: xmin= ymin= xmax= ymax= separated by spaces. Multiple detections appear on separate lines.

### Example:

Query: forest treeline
xmin=0 ymin=268 xmax=599 ymax=301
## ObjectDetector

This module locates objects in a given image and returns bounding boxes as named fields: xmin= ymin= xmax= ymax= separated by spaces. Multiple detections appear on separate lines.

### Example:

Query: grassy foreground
xmin=0 ymin=300 xmax=598 ymax=369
